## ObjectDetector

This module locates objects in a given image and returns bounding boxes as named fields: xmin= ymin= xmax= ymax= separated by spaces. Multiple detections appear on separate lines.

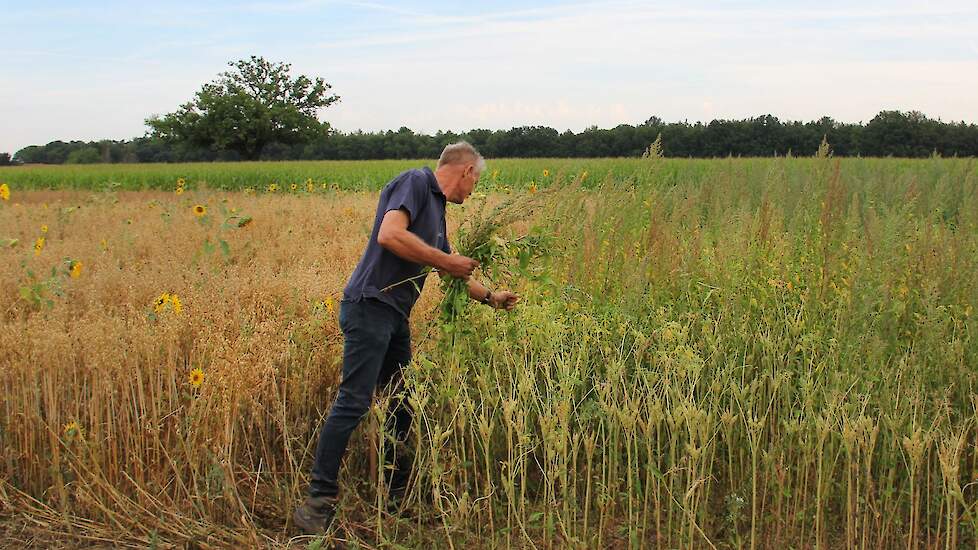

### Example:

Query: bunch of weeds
xmin=439 ymin=177 xmax=568 ymax=323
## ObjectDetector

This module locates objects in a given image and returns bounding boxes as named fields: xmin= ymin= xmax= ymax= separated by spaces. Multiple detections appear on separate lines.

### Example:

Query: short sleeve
xmin=385 ymin=172 xmax=427 ymax=224
xmin=440 ymin=229 xmax=451 ymax=255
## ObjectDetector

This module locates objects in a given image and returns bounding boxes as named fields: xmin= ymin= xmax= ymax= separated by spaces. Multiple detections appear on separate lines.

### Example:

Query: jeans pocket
xmin=338 ymin=300 xmax=354 ymax=332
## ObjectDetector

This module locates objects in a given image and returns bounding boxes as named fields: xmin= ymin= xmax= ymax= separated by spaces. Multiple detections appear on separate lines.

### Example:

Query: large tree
xmin=146 ymin=56 xmax=340 ymax=160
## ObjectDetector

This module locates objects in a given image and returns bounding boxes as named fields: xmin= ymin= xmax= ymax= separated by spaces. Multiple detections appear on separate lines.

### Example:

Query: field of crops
xmin=1 ymin=157 xmax=977 ymax=549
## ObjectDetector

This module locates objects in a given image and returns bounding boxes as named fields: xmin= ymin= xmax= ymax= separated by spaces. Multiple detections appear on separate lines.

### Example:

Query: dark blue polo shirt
xmin=343 ymin=167 xmax=451 ymax=318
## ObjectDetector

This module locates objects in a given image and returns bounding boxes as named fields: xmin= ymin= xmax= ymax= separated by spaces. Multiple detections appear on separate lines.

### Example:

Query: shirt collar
xmin=422 ymin=166 xmax=445 ymax=198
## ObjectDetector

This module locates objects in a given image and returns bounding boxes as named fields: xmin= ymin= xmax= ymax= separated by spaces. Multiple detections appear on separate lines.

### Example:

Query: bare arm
xmin=377 ymin=209 xmax=478 ymax=278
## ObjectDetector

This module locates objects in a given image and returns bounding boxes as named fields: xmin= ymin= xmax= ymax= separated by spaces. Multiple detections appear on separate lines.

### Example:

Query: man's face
xmin=453 ymin=164 xmax=480 ymax=204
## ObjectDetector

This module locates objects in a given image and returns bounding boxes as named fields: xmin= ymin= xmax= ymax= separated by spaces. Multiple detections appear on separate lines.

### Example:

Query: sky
xmin=2 ymin=0 xmax=977 ymax=155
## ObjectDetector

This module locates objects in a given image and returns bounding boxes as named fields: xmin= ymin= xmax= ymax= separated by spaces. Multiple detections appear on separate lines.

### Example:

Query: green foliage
xmin=146 ymin=56 xmax=340 ymax=160
xmin=439 ymin=186 xmax=560 ymax=323
xmin=15 ymin=110 xmax=978 ymax=164
xmin=65 ymin=146 xmax=101 ymax=164
xmin=18 ymin=265 xmax=64 ymax=310
xmin=397 ymin=156 xmax=978 ymax=546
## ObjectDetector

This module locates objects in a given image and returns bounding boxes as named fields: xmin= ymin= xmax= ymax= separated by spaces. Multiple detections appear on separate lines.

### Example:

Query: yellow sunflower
xmin=34 ymin=236 xmax=45 ymax=256
xmin=0 ymin=183 xmax=10 ymax=201
xmin=175 ymin=186 xmax=185 ymax=195
xmin=193 ymin=204 xmax=207 ymax=217
xmin=528 ymin=182 xmax=537 ymax=194
xmin=268 ymin=183 xmax=279 ymax=193
xmin=176 ymin=177 xmax=186 ymax=187
xmin=154 ymin=292 xmax=171 ymax=313
xmin=70 ymin=260 xmax=83 ymax=278
xmin=290 ymin=183 xmax=298 ymax=192
xmin=188 ymin=367 xmax=204 ymax=388
xmin=63 ymin=421 xmax=83 ymax=441
xmin=543 ymin=169 xmax=550 ymax=177
xmin=41 ymin=224 xmax=48 ymax=233
xmin=170 ymin=294 xmax=183 ymax=314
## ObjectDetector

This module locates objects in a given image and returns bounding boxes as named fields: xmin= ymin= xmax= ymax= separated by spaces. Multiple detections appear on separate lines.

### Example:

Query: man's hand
xmin=490 ymin=290 xmax=520 ymax=311
xmin=441 ymin=254 xmax=479 ymax=280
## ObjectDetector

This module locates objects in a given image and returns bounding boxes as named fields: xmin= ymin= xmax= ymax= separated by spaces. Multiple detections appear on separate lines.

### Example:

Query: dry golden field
xmin=0 ymin=189 xmax=444 ymax=547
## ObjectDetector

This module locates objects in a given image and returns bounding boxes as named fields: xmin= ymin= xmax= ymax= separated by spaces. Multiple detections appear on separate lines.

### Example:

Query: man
xmin=294 ymin=142 xmax=519 ymax=535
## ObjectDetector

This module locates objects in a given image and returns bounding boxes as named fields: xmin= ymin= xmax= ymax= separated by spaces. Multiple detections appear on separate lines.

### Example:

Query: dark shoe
xmin=293 ymin=496 xmax=337 ymax=535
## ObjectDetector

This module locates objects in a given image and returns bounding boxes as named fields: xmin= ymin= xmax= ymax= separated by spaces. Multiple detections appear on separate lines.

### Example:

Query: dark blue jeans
xmin=309 ymin=298 xmax=413 ymax=499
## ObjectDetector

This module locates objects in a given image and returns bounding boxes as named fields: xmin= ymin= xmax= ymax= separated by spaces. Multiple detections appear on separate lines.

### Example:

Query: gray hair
xmin=438 ymin=141 xmax=486 ymax=174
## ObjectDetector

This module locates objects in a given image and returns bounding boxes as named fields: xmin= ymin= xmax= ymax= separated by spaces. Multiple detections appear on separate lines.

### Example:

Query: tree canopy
xmin=145 ymin=56 xmax=340 ymax=160
xmin=13 ymin=110 xmax=978 ymax=164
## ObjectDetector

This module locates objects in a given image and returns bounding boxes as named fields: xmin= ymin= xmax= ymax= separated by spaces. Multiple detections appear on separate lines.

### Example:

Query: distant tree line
xmin=10 ymin=110 xmax=978 ymax=164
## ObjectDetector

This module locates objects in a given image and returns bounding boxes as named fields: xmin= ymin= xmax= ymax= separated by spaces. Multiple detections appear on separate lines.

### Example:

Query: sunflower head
xmin=193 ymin=204 xmax=207 ymax=217
xmin=41 ymin=224 xmax=49 ymax=233
xmin=290 ymin=183 xmax=298 ymax=192
xmin=543 ymin=169 xmax=550 ymax=177
xmin=70 ymin=260 xmax=83 ymax=278
xmin=176 ymin=177 xmax=186 ymax=187
xmin=34 ymin=237 xmax=45 ymax=255
xmin=175 ymin=186 xmax=185 ymax=195
xmin=189 ymin=367 xmax=205 ymax=388
xmin=528 ymin=183 xmax=538 ymax=194
xmin=154 ymin=292 xmax=171 ymax=313
xmin=0 ymin=183 xmax=10 ymax=201
xmin=63 ymin=421 xmax=83 ymax=442
xmin=170 ymin=294 xmax=183 ymax=314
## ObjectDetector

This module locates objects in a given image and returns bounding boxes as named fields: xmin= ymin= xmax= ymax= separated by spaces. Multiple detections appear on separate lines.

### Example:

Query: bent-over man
xmin=294 ymin=141 xmax=519 ymax=535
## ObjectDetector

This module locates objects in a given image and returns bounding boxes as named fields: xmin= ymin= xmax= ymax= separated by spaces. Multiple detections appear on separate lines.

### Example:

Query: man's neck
xmin=433 ymin=166 xmax=452 ymax=197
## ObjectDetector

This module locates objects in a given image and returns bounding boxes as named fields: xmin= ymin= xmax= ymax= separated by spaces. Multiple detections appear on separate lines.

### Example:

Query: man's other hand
xmin=490 ymin=290 xmax=520 ymax=311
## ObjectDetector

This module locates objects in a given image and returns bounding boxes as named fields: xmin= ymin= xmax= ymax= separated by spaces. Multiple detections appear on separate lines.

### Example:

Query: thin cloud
xmin=310 ymin=0 xmax=977 ymax=53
